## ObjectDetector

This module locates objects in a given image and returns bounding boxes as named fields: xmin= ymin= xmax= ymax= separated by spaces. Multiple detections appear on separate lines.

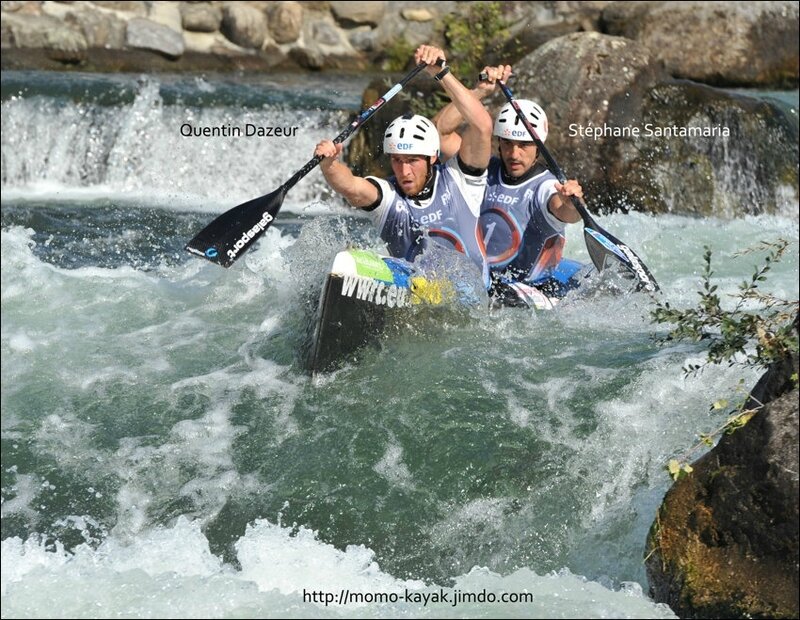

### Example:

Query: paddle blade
xmin=185 ymin=186 xmax=286 ymax=268
xmin=584 ymin=227 xmax=660 ymax=293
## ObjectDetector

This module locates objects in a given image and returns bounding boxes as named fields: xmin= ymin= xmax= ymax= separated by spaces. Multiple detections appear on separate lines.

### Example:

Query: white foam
xmin=1 ymin=518 xmax=676 ymax=618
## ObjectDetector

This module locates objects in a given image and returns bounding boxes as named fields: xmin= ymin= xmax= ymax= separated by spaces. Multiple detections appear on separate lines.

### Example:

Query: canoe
xmin=305 ymin=248 xmax=591 ymax=373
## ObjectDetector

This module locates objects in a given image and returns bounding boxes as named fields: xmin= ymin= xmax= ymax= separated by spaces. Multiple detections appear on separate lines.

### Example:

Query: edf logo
xmin=396 ymin=142 xmax=413 ymax=150
xmin=495 ymin=194 xmax=519 ymax=205
xmin=502 ymin=129 xmax=529 ymax=139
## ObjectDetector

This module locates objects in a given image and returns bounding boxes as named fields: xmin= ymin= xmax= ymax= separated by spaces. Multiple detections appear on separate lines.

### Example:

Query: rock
xmin=499 ymin=1 xmax=609 ymax=62
xmin=1 ymin=12 xmax=87 ymax=62
xmin=372 ymin=10 xmax=442 ymax=53
xmin=126 ymin=17 xmax=184 ymax=59
xmin=500 ymin=19 xmax=584 ymax=63
xmin=288 ymin=45 xmax=324 ymax=70
xmin=612 ymin=82 xmax=799 ymax=216
xmin=508 ymin=32 xmax=799 ymax=216
xmin=290 ymin=14 xmax=363 ymax=70
xmin=220 ymin=3 xmax=267 ymax=50
xmin=180 ymin=2 xmax=221 ymax=34
xmin=401 ymin=9 xmax=434 ymax=22
xmin=2 ymin=2 xmax=42 ymax=14
xmin=329 ymin=1 xmax=387 ymax=28
xmin=509 ymin=32 xmax=665 ymax=207
xmin=311 ymin=19 xmax=343 ymax=47
xmin=183 ymin=31 xmax=257 ymax=58
xmin=347 ymin=26 xmax=376 ymax=52
xmin=267 ymin=1 xmax=303 ymax=44
xmin=90 ymin=1 xmax=147 ymax=18
xmin=147 ymin=2 xmax=182 ymax=32
xmin=645 ymin=352 xmax=799 ymax=619
xmin=64 ymin=7 xmax=127 ymax=49
xmin=602 ymin=1 xmax=800 ymax=88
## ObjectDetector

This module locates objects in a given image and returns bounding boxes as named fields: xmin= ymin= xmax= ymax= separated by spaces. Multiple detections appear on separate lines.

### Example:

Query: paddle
xmin=486 ymin=76 xmax=660 ymax=293
xmin=185 ymin=61 xmax=432 ymax=268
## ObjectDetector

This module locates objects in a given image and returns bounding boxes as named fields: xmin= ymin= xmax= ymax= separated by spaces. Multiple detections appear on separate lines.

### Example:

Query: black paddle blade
xmin=185 ymin=186 xmax=286 ymax=268
xmin=584 ymin=227 xmax=660 ymax=293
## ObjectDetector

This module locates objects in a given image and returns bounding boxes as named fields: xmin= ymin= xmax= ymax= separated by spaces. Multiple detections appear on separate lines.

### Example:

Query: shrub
xmin=651 ymin=239 xmax=798 ymax=479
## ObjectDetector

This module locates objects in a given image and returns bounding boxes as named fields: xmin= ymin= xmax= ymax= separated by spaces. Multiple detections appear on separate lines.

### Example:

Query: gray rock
xmin=289 ymin=13 xmax=362 ymax=70
xmin=147 ymin=2 xmax=182 ymax=32
xmin=180 ymin=2 xmax=221 ymax=34
xmin=64 ymin=7 xmax=127 ymax=49
xmin=125 ymin=17 xmax=184 ymax=58
xmin=509 ymin=32 xmax=799 ymax=216
xmin=1 ymin=12 xmax=87 ymax=62
xmin=500 ymin=1 xmax=608 ymax=61
xmin=602 ymin=0 xmax=800 ymax=88
xmin=220 ymin=3 xmax=267 ymax=50
xmin=2 ymin=1 xmax=43 ymax=14
xmin=347 ymin=26 xmax=376 ymax=52
xmin=329 ymin=1 xmax=386 ymax=27
xmin=614 ymin=83 xmax=799 ymax=216
xmin=90 ymin=1 xmax=147 ymax=17
xmin=311 ymin=19 xmax=343 ymax=47
xmin=645 ymin=352 xmax=800 ymax=619
xmin=268 ymin=1 xmax=303 ymax=44
xmin=373 ymin=16 xmax=440 ymax=53
xmin=510 ymin=33 xmax=663 ymax=203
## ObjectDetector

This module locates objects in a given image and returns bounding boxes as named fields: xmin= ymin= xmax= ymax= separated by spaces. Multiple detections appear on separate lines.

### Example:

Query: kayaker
xmin=313 ymin=45 xmax=493 ymax=288
xmin=433 ymin=65 xmax=585 ymax=304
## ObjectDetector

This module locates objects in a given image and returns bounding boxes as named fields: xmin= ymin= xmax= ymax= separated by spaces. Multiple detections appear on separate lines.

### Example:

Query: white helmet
xmin=493 ymin=100 xmax=548 ymax=143
xmin=383 ymin=114 xmax=440 ymax=157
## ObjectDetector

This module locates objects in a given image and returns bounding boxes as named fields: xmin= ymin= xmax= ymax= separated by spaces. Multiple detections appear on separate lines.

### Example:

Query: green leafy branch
xmin=652 ymin=239 xmax=798 ymax=375
xmin=442 ymin=2 xmax=512 ymax=81
xmin=651 ymin=239 xmax=798 ymax=480
xmin=382 ymin=3 xmax=517 ymax=121
xmin=666 ymin=381 xmax=764 ymax=480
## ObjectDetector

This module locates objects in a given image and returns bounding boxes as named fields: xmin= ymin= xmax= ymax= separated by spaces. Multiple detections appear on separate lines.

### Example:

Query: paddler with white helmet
xmin=434 ymin=65 xmax=584 ymax=299
xmin=314 ymin=45 xmax=493 ymax=287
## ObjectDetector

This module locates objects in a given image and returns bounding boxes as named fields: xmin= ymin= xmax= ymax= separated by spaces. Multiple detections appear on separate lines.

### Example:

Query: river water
xmin=1 ymin=70 xmax=798 ymax=618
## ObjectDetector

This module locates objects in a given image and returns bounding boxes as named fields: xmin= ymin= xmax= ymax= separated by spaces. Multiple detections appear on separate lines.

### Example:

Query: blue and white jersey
xmin=480 ymin=157 xmax=567 ymax=283
xmin=367 ymin=157 xmax=489 ymax=286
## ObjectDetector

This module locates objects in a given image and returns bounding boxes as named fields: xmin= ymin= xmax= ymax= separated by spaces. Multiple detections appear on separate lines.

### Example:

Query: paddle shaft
xmin=186 ymin=61 xmax=433 ymax=267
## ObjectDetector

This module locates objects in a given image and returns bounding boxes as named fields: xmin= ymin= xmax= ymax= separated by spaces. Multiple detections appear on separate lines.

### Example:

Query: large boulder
xmin=602 ymin=1 xmax=800 ymax=88
xmin=267 ymin=1 xmax=303 ymax=45
xmin=288 ymin=11 xmax=365 ymax=71
xmin=63 ymin=8 xmax=127 ymax=50
xmin=645 ymin=352 xmax=799 ymax=619
xmin=509 ymin=32 xmax=799 ymax=216
xmin=329 ymin=1 xmax=386 ymax=28
xmin=508 ymin=32 xmax=664 ymax=207
xmin=610 ymin=82 xmax=799 ymax=216
xmin=147 ymin=1 xmax=182 ymax=33
xmin=0 ymin=11 xmax=87 ymax=62
xmin=220 ymin=3 xmax=267 ymax=50
xmin=125 ymin=17 xmax=184 ymax=59
xmin=180 ymin=3 xmax=222 ymax=34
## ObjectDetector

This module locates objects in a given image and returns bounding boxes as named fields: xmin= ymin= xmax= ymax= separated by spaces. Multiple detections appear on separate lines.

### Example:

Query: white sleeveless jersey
xmin=480 ymin=157 xmax=567 ymax=283
xmin=367 ymin=157 xmax=489 ymax=287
